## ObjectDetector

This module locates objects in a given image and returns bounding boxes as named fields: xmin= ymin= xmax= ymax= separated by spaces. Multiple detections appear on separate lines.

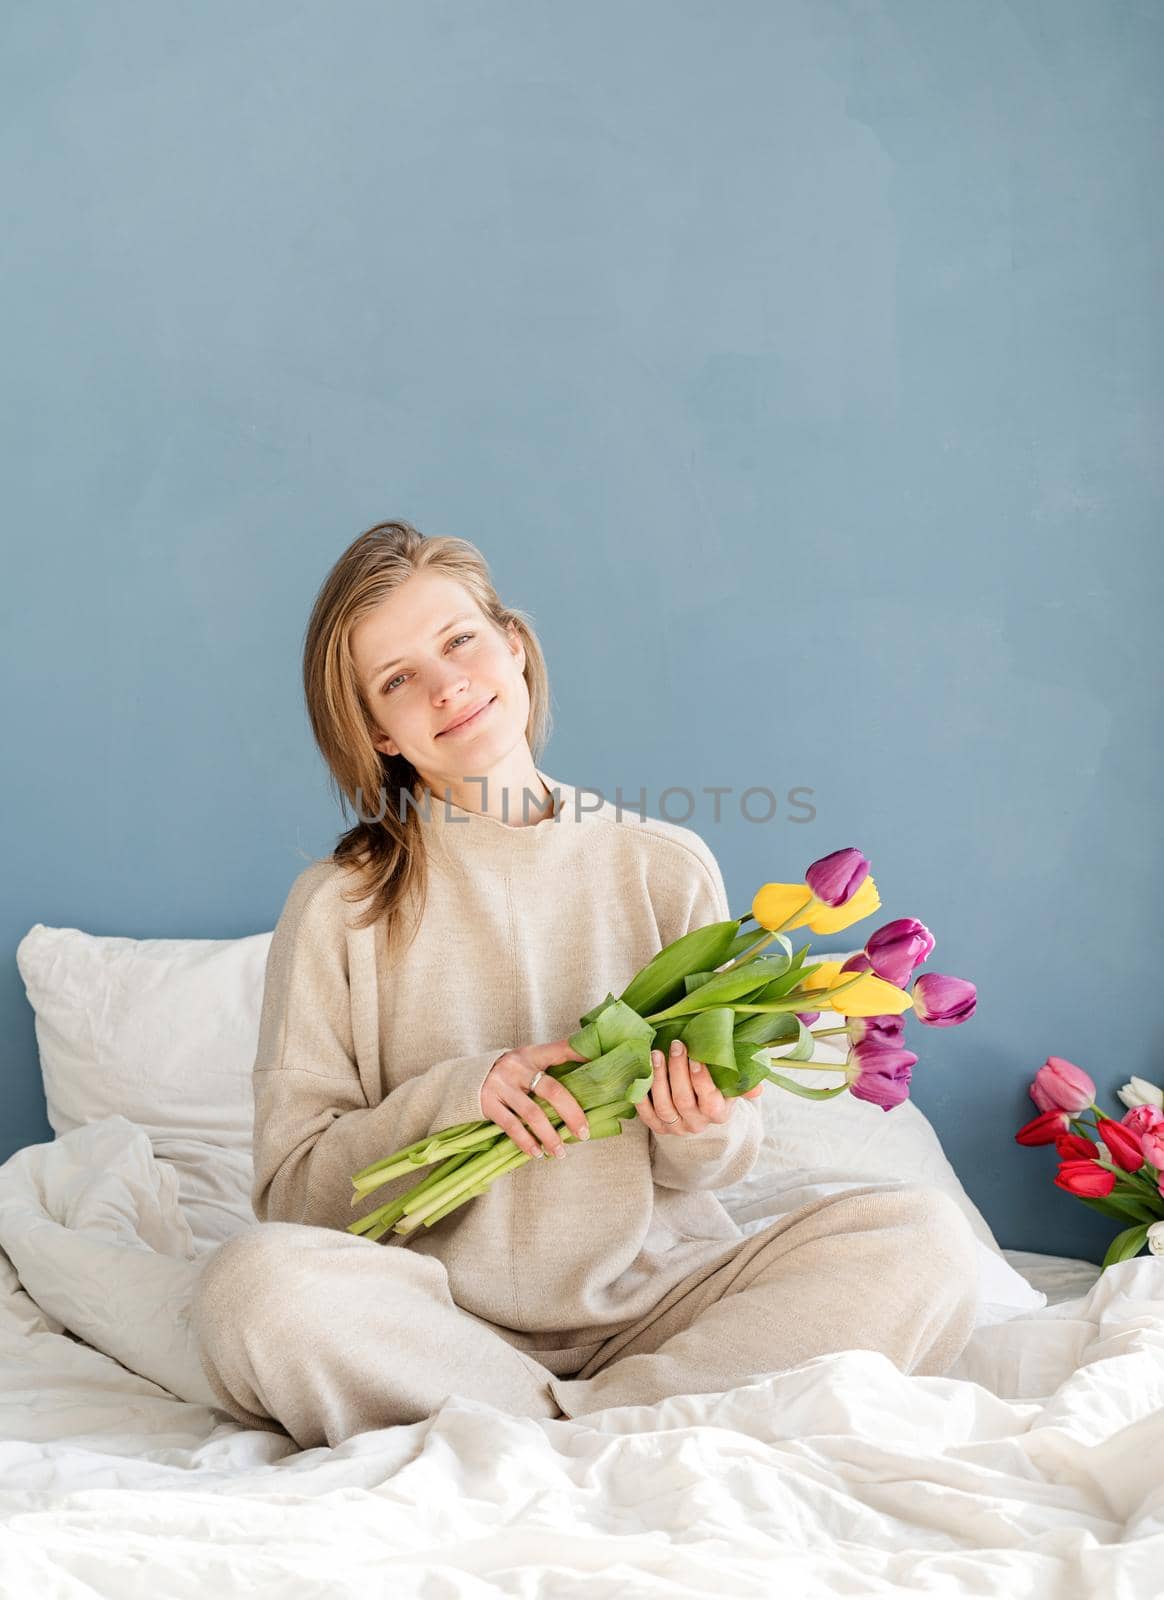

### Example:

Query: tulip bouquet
xmin=348 ymin=847 xmax=978 ymax=1242
xmin=1015 ymin=1061 xmax=1164 ymax=1268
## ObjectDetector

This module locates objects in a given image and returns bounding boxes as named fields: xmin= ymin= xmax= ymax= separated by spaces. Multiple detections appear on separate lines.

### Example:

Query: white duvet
xmin=0 ymin=1118 xmax=1160 ymax=1598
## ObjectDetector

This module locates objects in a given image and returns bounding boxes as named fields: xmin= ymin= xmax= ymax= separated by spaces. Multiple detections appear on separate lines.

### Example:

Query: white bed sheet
xmin=0 ymin=1118 xmax=1159 ymax=1598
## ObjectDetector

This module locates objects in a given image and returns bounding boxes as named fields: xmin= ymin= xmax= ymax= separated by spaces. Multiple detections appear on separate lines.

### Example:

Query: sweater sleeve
xmin=250 ymin=870 xmax=509 ymax=1234
xmin=649 ymin=839 xmax=764 ymax=1195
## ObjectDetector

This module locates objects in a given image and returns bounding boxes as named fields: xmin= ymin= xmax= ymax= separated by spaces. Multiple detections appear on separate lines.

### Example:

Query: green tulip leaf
xmin=650 ymin=964 xmax=785 ymax=1021
xmin=578 ymin=991 xmax=619 ymax=1027
xmin=557 ymin=1036 xmax=654 ymax=1111
xmin=680 ymin=954 xmax=791 ymax=1004
xmin=1079 ymin=1192 xmax=1159 ymax=1225
xmin=754 ymin=961 xmax=829 ymax=1003
xmin=723 ymin=929 xmax=793 ymax=966
xmin=680 ymin=1007 xmax=738 ymax=1072
xmin=683 ymin=971 xmax=718 ymax=995
xmin=619 ymin=920 xmax=741 ymax=1015
xmin=760 ymin=1013 xmax=818 ymax=1063
xmin=735 ymin=1012 xmax=824 ymax=1061
xmin=1080 ymin=1195 xmax=1143 ymax=1223
xmin=734 ymin=1010 xmax=803 ymax=1047
xmin=568 ymin=997 xmax=654 ymax=1060
xmin=733 ymin=1042 xmax=775 ymax=1092
xmin=1109 ymin=1194 xmax=1160 ymax=1224
xmin=1101 ymin=1223 xmax=1150 ymax=1270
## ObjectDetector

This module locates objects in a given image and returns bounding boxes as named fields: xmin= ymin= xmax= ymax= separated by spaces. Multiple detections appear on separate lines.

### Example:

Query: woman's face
xmin=350 ymin=570 xmax=530 ymax=781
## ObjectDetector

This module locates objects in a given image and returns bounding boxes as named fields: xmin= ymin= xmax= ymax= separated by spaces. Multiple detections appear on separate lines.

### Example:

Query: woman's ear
xmin=507 ymin=624 xmax=525 ymax=673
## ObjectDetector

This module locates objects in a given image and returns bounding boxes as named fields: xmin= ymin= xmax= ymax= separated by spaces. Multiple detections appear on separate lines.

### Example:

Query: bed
xmin=1 ymin=921 xmax=1159 ymax=1597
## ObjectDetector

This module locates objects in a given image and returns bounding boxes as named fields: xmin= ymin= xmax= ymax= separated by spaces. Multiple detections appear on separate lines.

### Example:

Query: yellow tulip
xmin=751 ymin=882 xmax=816 ymax=932
xmin=803 ymin=875 xmax=881 ymax=934
xmin=800 ymin=961 xmax=847 ymax=994
xmin=821 ymin=970 xmax=913 ymax=1017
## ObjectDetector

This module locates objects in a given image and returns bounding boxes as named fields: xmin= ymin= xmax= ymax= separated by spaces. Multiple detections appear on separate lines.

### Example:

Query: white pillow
xmin=16 ymin=923 xmax=271 ymax=1252
xmin=718 ymin=948 xmax=1046 ymax=1319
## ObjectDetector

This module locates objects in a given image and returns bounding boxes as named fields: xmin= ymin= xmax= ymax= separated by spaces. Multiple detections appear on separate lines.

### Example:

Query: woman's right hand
xmin=481 ymin=1040 xmax=591 ymax=1160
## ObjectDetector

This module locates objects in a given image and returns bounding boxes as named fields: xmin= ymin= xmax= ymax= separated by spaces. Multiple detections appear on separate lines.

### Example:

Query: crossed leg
xmin=542 ymin=1184 xmax=980 ymax=1418
xmin=192 ymin=1184 xmax=979 ymax=1445
xmin=191 ymin=1221 xmax=561 ymax=1449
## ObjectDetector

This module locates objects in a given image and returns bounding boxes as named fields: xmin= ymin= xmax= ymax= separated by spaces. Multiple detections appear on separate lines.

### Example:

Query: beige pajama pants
xmin=192 ymin=1184 xmax=979 ymax=1450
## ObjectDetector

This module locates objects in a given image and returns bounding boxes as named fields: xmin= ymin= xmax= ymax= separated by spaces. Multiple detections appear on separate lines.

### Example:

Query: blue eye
xmin=382 ymin=633 xmax=474 ymax=693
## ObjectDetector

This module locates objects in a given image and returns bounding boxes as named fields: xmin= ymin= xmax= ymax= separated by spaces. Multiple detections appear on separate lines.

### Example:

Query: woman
xmin=192 ymin=519 xmax=979 ymax=1449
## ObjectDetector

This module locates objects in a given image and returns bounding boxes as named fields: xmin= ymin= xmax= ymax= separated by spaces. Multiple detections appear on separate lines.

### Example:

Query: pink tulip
xmin=848 ymin=1041 xmax=917 ymax=1112
xmin=840 ymin=952 xmax=872 ymax=973
xmin=1054 ymin=1160 xmax=1116 ymax=1198
xmin=1141 ymin=1129 xmax=1164 ymax=1171
xmin=864 ymin=919 xmax=936 ymax=989
xmin=795 ymin=1011 xmax=822 ymax=1027
xmin=1122 ymin=1105 xmax=1164 ymax=1139
xmin=805 ymin=848 xmax=870 ymax=908
xmin=911 ymin=973 xmax=977 ymax=1027
xmin=1029 ymin=1057 xmax=1095 ymax=1114
xmin=1096 ymin=1119 xmax=1147 ymax=1173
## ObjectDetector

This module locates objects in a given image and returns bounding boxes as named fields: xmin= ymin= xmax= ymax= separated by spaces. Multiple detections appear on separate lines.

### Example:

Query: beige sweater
xmin=251 ymin=768 xmax=764 ymax=1338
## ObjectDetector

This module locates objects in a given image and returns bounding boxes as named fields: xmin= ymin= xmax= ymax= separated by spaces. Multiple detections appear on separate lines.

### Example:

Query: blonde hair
xmin=302 ymin=519 xmax=553 ymax=947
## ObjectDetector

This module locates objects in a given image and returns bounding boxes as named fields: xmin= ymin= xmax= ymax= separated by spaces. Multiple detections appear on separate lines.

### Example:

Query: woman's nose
xmin=432 ymin=670 xmax=469 ymax=700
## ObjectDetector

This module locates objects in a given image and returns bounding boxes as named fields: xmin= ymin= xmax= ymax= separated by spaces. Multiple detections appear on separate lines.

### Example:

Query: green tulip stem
xmin=759 ymin=1059 xmax=849 ymax=1075
xmin=718 ymin=895 xmax=818 ymax=975
xmin=1066 ymin=1120 xmax=1102 ymax=1156
xmin=399 ymin=1139 xmax=524 ymax=1226
xmin=412 ymin=1150 xmax=531 ymax=1228
xmin=718 ymin=929 xmax=781 ymax=970
xmin=351 ymin=1121 xmax=503 ymax=1195
xmin=349 ymin=1147 xmax=481 ymax=1238
xmin=726 ymin=971 xmax=869 ymax=1018
xmin=1091 ymin=1155 xmax=1162 ymax=1200
xmin=1125 ymin=1166 xmax=1163 ymax=1200
xmin=348 ymin=1126 xmax=489 ymax=1190
xmin=391 ymin=1108 xmax=634 ymax=1235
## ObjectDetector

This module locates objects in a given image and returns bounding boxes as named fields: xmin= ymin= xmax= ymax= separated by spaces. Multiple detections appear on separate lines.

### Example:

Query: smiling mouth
xmin=438 ymin=696 xmax=496 ymax=736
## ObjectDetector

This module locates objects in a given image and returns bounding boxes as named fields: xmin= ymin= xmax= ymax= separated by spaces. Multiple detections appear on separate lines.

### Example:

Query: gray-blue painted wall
xmin=3 ymin=3 xmax=1161 ymax=1264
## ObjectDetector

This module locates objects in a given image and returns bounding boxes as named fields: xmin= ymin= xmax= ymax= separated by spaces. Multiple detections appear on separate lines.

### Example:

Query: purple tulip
xmin=840 ymin=952 xmax=872 ymax=973
xmin=912 ymin=972 xmax=977 ymax=1027
xmin=865 ymin=918 xmax=936 ymax=989
xmin=848 ymin=1041 xmax=918 ymax=1112
xmin=849 ymin=1015 xmax=906 ymax=1047
xmin=1029 ymin=1056 xmax=1096 ymax=1114
xmin=795 ymin=1010 xmax=822 ymax=1027
xmin=805 ymin=848 xmax=870 ymax=908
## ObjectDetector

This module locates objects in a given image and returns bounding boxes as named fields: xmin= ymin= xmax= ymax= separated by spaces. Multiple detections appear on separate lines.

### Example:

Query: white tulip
xmin=1116 ymin=1076 xmax=1164 ymax=1111
xmin=1147 ymin=1221 xmax=1164 ymax=1258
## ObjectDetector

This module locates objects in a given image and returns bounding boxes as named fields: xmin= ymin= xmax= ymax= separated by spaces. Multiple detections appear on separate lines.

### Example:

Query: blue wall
xmin=3 ymin=3 xmax=1161 ymax=1264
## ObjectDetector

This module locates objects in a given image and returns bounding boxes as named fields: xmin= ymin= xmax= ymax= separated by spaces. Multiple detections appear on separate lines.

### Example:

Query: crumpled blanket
xmin=0 ymin=1116 xmax=1159 ymax=1599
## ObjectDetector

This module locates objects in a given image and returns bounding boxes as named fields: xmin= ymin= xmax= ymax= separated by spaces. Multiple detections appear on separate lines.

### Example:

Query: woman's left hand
xmin=636 ymin=1039 xmax=764 ymax=1137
